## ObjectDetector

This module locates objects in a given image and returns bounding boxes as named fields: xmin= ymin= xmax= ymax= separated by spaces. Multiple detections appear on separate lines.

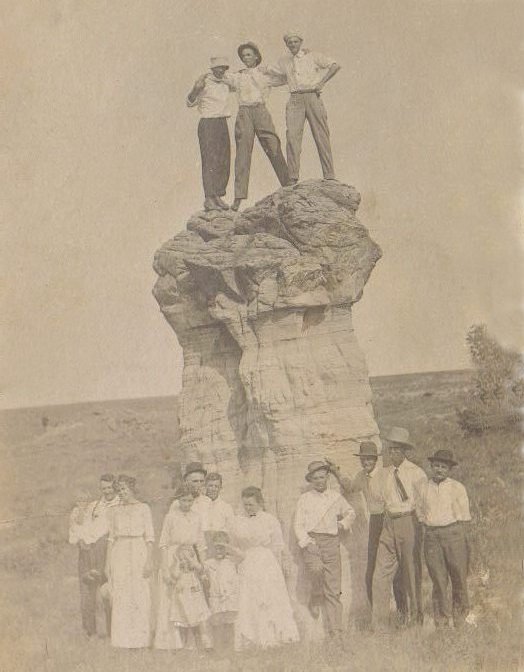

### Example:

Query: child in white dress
xmin=169 ymin=544 xmax=211 ymax=650
xmin=204 ymin=531 xmax=239 ymax=652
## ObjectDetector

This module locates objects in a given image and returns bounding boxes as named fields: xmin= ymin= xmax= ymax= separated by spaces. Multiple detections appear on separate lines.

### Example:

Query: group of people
xmin=69 ymin=425 xmax=472 ymax=654
xmin=69 ymin=467 xmax=299 ymax=652
xmin=187 ymin=31 xmax=340 ymax=212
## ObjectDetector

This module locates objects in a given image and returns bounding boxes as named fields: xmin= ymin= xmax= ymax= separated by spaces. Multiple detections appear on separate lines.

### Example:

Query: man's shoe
xmin=215 ymin=196 xmax=230 ymax=210
xmin=204 ymin=197 xmax=219 ymax=211
xmin=308 ymin=602 xmax=321 ymax=620
xmin=231 ymin=198 xmax=243 ymax=212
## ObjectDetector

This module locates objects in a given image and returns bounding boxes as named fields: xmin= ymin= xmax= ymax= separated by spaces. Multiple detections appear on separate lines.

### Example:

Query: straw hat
xmin=384 ymin=427 xmax=413 ymax=448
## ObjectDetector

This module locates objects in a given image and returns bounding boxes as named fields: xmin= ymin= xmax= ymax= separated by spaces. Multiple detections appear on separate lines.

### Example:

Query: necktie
xmin=394 ymin=468 xmax=409 ymax=502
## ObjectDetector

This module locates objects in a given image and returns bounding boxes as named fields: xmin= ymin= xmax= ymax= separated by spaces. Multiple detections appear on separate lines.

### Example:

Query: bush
xmin=457 ymin=325 xmax=523 ymax=434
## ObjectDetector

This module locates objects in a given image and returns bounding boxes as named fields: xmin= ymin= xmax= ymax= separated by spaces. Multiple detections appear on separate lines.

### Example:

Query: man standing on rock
xmin=371 ymin=427 xmax=427 ymax=632
xmin=187 ymin=57 xmax=232 ymax=212
xmin=267 ymin=31 xmax=340 ymax=184
xmin=225 ymin=42 xmax=291 ymax=212
xmin=294 ymin=460 xmax=355 ymax=646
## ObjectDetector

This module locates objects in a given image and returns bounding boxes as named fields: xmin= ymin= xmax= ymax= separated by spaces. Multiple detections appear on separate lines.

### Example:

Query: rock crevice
xmin=153 ymin=179 xmax=382 ymax=516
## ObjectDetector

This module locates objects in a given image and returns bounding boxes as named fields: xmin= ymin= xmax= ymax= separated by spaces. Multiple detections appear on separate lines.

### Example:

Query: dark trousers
xmin=234 ymin=104 xmax=289 ymax=199
xmin=302 ymin=533 xmax=343 ymax=635
xmin=424 ymin=523 xmax=469 ymax=627
xmin=372 ymin=513 xmax=423 ymax=630
xmin=77 ymin=536 xmax=111 ymax=636
xmin=197 ymin=117 xmax=231 ymax=198
xmin=367 ymin=513 xmax=405 ymax=611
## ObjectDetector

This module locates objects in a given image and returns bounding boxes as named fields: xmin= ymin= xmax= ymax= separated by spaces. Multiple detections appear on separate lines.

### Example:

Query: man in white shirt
xmin=202 ymin=472 xmax=234 ymax=554
xmin=329 ymin=442 xmax=399 ymax=608
xmin=68 ymin=474 xmax=119 ymax=637
xmin=169 ymin=461 xmax=211 ymax=517
xmin=268 ymin=31 xmax=340 ymax=183
xmin=371 ymin=427 xmax=427 ymax=631
xmin=187 ymin=57 xmax=232 ymax=212
xmin=415 ymin=449 xmax=471 ymax=628
xmin=294 ymin=460 xmax=355 ymax=642
xmin=225 ymin=42 xmax=290 ymax=212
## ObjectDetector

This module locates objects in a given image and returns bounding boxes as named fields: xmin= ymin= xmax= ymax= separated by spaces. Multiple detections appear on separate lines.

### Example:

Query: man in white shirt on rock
xmin=268 ymin=31 xmax=341 ymax=184
xmin=225 ymin=42 xmax=291 ymax=212
xmin=187 ymin=57 xmax=232 ymax=212
xmin=370 ymin=427 xmax=427 ymax=632
xmin=415 ymin=449 xmax=471 ymax=629
xmin=294 ymin=460 xmax=355 ymax=645
xmin=69 ymin=474 xmax=119 ymax=637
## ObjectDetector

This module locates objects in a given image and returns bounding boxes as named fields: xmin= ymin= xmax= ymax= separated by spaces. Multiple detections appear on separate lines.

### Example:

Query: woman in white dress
xmin=231 ymin=486 xmax=299 ymax=650
xmin=154 ymin=484 xmax=211 ymax=651
xmin=105 ymin=475 xmax=154 ymax=648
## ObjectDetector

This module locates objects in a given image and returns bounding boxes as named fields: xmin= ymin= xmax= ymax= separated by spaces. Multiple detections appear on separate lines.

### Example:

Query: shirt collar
xmin=293 ymin=49 xmax=306 ymax=59
xmin=208 ymin=71 xmax=226 ymax=84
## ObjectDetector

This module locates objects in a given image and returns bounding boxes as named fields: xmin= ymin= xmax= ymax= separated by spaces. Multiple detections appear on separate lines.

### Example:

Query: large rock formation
xmin=154 ymin=179 xmax=381 ymax=496
xmin=153 ymin=179 xmax=382 ymax=627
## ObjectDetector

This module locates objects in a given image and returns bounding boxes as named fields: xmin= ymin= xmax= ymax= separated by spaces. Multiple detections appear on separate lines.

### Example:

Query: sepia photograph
xmin=1 ymin=1 xmax=522 ymax=671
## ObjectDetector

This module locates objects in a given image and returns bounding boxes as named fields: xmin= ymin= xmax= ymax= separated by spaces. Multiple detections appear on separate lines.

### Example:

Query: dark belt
xmin=424 ymin=521 xmax=461 ymax=530
xmin=239 ymin=102 xmax=266 ymax=107
xmin=385 ymin=510 xmax=414 ymax=520
xmin=290 ymin=89 xmax=319 ymax=94
xmin=309 ymin=532 xmax=338 ymax=538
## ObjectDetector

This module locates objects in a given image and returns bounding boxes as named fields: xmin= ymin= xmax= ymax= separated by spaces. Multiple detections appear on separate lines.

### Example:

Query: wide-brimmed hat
xmin=428 ymin=449 xmax=458 ymax=467
xmin=209 ymin=56 xmax=229 ymax=70
xmin=183 ymin=462 xmax=207 ymax=479
xmin=305 ymin=460 xmax=330 ymax=482
xmin=353 ymin=441 xmax=381 ymax=458
xmin=237 ymin=41 xmax=262 ymax=66
xmin=384 ymin=427 xmax=413 ymax=449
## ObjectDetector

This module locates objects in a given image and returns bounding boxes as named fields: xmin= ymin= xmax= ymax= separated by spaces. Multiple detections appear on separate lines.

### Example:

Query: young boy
xmin=204 ymin=531 xmax=239 ymax=653
xmin=415 ymin=449 xmax=471 ymax=628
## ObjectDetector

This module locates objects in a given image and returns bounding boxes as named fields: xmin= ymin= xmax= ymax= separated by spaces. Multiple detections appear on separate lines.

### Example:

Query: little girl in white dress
xmin=169 ymin=544 xmax=211 ymax=650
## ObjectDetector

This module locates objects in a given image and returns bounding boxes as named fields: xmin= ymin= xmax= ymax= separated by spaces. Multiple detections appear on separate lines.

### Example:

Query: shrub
xmin=457 ymin=325 xmax=523 ymax=434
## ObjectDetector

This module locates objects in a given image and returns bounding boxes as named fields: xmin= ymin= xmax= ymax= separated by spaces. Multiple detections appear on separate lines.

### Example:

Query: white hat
xmin=384 ymin=426 xmax=414 ymax=448
xmin=210 ymin=56 xmax=229 ymax=69
xmin=283 ymin=30 xmax=303 ymax=42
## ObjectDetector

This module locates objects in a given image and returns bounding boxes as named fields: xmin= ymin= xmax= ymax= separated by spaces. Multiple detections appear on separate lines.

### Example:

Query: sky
xmin=1 ymin=0 xmax=523 ymax=409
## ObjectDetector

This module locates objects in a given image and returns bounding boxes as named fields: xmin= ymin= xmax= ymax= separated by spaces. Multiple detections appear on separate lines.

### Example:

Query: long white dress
xmin=107 ymin=502 xmax=154 ymax=648
xmin=232 ymin=511 xmax=299 ymax=650
xmin=154 ymin=508 xmax=207 ymax=650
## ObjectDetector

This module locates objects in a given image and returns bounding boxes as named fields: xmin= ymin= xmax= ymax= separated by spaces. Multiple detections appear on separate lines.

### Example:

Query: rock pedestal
xmin=153 ymin=179 xmax=382 ymax=628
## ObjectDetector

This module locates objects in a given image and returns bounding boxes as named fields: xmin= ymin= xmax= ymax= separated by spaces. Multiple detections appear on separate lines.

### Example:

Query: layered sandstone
xmin=153 ymin=179 xmax=382 ymax=627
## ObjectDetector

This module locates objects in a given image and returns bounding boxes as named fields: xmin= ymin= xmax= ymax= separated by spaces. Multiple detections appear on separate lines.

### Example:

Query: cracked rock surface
xmin=153 ymin=179 xmax=382 ymax=521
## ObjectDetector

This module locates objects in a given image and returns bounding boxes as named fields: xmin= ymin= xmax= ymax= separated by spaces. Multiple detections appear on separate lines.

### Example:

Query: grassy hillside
xmin=0 ymin=371 xmax=521 ymax=671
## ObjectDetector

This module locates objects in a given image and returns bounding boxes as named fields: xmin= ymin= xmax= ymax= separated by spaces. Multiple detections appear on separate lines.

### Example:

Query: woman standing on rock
xmin=105 ymin=475 xmax=154 ymax=648
xmin=230 ymin=486 xmax=299 ymax=650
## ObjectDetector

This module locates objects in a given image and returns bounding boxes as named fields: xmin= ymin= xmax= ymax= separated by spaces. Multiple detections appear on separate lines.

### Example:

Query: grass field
xmin=0 ymin=370 xmax=521 ymax=672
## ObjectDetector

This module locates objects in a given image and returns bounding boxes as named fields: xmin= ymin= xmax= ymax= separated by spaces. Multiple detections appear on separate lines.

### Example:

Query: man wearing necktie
xmin=267 ymin=31 xmax=340 ymax=183
xmin=370 ymin=427 xmax=427 ymax=632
